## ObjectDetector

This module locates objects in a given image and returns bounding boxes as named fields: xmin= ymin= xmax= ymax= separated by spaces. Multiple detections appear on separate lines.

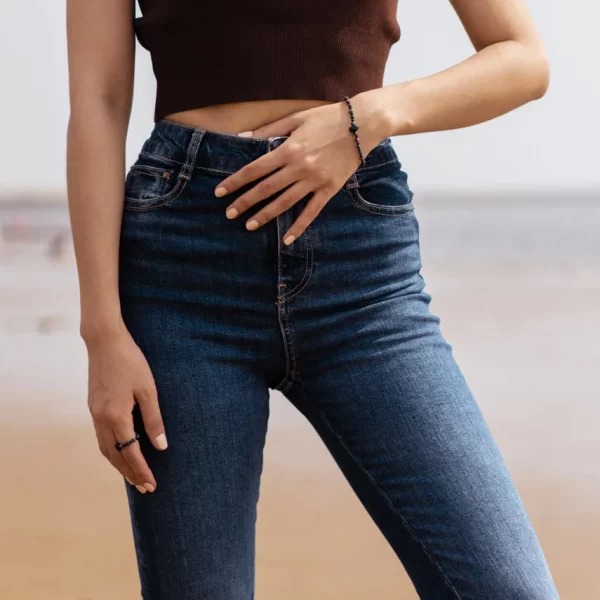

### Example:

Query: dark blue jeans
xmin=119 ymin=119 xmax=560 ymax=599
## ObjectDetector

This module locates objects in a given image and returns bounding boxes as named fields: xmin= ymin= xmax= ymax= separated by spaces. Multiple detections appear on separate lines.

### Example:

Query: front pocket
xmin=123 ymin=155 xmax=187 ymax=211
xmin=345 ymin=159 xmax=415 ymax=216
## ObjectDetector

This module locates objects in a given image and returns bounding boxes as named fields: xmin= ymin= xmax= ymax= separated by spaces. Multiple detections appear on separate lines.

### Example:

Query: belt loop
xmin=344 ymin=171 xmax=359 ymax=190
xmin=180 ymin=129 xmax=205 ymax=180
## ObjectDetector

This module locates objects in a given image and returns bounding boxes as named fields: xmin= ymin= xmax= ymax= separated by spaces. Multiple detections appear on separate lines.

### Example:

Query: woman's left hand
xmin=215 ymin=96 xmax=387 ymax=245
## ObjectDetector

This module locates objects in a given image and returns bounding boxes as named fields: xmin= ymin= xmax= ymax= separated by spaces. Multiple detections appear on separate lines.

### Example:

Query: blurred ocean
xmin=2 ymin=188 xmax=599 ymax=263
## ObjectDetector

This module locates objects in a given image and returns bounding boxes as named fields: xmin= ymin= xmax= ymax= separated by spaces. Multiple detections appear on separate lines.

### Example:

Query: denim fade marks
xmin=118 ymin=119 xmax=561 ymax=600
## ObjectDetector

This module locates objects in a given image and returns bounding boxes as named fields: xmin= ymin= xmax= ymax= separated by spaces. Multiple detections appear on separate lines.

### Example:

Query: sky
xmin=0 ymin=1 xmax=598 ymax=193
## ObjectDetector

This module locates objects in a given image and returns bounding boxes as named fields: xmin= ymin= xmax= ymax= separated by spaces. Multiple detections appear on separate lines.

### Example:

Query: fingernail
xmin=246 ymin=219 xmax=259 ymax=231
xmin=156 ymin=433 xmax=168 ymax=450
xmin=283 ymin=235 xmax=295 ymax=245
xmin=238 ymin=131 xmax=253 ymax=137
xmin=125 ymin=477 xmax=134 ymax=485
xmin=143 ymin=483 xmax=156 ymax=493
xmin=215 ymin=187 xmax=227 ymax=197
xmin=135 ymin=485 xmax=147 ymax=494
xmin=226 ymin=207 xmax=238 ymax=219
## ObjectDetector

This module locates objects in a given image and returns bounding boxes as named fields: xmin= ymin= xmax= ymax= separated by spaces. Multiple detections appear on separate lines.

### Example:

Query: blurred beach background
xmin=1 ymin=1 xmax=599 ymax=599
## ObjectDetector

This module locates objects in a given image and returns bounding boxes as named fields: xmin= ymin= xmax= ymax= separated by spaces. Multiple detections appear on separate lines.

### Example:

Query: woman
xmin=66 ymin=1 xmax=559 ymax=598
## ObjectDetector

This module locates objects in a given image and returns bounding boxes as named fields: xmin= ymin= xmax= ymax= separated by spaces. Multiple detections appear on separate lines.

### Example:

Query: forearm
xmin=355 ymin=39 xmax=549 ymax=144
xmin=66 ymin=102 xmax=129 ymax=343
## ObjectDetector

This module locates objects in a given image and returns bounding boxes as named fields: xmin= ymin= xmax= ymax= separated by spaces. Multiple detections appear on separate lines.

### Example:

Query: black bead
xmin=342 ymin=94 xmax=367 ymax=168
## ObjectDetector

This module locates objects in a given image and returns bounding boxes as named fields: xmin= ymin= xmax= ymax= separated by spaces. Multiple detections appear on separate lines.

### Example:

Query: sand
xmin=0 ymin=424 xmax=598 ymax=600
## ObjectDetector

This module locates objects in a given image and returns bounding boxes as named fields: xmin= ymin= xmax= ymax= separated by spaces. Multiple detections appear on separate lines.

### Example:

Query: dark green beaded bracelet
xmin=343 ymin=95 xmax=366 ymax=167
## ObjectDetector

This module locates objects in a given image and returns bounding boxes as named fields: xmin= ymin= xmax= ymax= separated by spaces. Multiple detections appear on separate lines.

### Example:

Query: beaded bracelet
xmin=343 ymin=95 xmax=366 ymax=168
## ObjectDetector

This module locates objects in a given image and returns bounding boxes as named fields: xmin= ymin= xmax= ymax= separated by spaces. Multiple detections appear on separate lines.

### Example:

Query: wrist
xmin=349 ymin=89 xmax=396 ymax=153
xmin=352 ymin=85 xmax=416 ymax=142
xmin=80 ymin=315 xmax=127 ymax=347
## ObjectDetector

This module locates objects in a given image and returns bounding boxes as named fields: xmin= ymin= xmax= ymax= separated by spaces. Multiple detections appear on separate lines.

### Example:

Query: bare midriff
xmin=163 ymin=98 xmax=334 ymax=136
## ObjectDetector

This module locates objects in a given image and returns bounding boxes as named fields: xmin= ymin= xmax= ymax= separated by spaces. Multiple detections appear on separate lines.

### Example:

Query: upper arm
xmin=66 ymin=0 xmax=136 ymax=116
xmin=450 ymin=0 xmax=546 ymax=55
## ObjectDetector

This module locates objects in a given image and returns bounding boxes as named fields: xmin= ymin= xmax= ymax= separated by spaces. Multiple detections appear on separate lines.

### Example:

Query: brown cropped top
xmin=134 ymin=1 xmax=401 ymax=122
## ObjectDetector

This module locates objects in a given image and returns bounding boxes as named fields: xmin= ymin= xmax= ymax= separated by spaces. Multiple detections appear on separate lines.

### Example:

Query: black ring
xmin=115 ymin=432 xmax=140 ymax=452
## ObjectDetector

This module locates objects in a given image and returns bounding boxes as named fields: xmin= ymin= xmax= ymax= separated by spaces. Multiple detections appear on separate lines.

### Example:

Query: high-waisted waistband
xmin=136 ymin=118 xmax=399 ymax=177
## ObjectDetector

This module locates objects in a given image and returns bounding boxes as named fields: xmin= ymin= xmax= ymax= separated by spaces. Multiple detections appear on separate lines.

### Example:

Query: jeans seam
xmin=356 ymin=157 xmax=400 ymax=173
xmin=274 ymin=217 xmax=297 ymax=393
xmin=302 ymin=385 xmax=463 ymax=600
xmin=157 ymin=118 xmax=270 ymax=143
xmin=139 ymin=150 xmax=184 ymax=166
xmin=123 ymin=178 xmax=187 ymax=211
xmin=123 ymin=130 xmax=204 ymax=212
xmin=277 ymin=226 xmax=314 ymax=303
xmin=193 ymin=165 xmax=236 ymax=176
xmin=129 ymin=164 xmax=175 ymax=176
xmin=277 ymin=318 xmax=297 ymax=392
xmin=346 ymin=186 xmax=415 ymax=217
xmin=350 ymin=192 xmax=416 ymax=216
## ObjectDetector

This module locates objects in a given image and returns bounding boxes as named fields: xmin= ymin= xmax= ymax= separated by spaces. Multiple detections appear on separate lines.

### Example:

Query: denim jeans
xmin=119 ymin=119 xmax=560 ymax=599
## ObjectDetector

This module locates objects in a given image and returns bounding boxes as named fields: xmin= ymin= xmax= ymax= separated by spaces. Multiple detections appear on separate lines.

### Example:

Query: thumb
xmin=239 ymin=112 xmax=302 ymax=140
xmin=136 ymin=384 xmax=168 ymax=451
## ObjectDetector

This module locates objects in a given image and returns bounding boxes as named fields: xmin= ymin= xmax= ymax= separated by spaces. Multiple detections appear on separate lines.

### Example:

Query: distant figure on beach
xmin=65 ymin=0 xmax=560 ymax=598
xmin=48 ymin=231 xmax=71 ymax=262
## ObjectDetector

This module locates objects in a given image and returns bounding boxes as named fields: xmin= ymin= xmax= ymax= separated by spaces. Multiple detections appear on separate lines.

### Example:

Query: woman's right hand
xmin=85 ymin=326 xmax=168 ymax=494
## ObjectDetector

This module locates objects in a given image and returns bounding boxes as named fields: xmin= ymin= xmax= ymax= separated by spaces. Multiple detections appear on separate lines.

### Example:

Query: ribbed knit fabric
xmin=134 ymin=1 xmax=401 ymax=122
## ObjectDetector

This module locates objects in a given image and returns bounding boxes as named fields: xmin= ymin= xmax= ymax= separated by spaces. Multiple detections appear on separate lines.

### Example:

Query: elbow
xmin=523 ymin=43 xmax=551 ymax=100
xmin=531 ymin=55 xmax=550 ymax=100
xmin=69 ymin=88 xmax=133 ymax=128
